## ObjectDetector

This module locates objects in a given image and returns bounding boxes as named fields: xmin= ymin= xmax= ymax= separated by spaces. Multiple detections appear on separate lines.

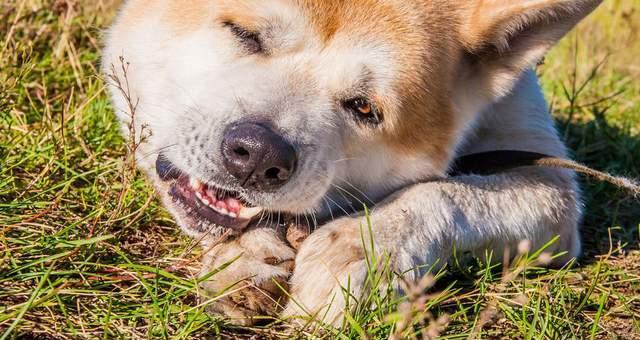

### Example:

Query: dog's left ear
xmin=458 ymin=0 xmax=602 ymax=99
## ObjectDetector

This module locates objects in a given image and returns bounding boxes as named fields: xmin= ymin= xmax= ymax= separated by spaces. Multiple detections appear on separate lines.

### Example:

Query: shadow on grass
xmin=561 ymin=113 xmax=640 ymax=260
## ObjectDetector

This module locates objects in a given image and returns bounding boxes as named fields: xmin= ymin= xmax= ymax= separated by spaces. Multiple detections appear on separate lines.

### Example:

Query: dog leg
xmin=199 ymin=226 xmax=295 ymax=325
xmin=282 ymin=167 xmax=580 ymax=326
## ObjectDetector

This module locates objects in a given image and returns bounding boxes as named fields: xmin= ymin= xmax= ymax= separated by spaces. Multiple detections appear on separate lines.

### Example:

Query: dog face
xmin=104 ymin=0 xmax=600 ymax=236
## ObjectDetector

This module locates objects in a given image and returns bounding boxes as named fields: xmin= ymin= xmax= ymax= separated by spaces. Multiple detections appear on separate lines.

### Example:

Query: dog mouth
xmin=169 ymin=176 xmax=264 ymax=231
xmin=157 ymin=155 xmax=264 ymax=232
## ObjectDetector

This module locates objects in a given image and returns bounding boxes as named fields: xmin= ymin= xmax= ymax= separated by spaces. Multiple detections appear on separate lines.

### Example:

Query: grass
xmin=1 ymin=0 xmax=639 ymax=338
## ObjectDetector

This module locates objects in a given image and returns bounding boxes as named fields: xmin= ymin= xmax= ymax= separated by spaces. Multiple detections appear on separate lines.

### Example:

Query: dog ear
xmin=458 ymin=0 xmax=602 ymax=98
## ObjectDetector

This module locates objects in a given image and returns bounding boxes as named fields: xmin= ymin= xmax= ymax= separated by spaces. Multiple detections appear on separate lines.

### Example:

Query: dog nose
xmin=221 ymin=122 xmax=297 ymax=191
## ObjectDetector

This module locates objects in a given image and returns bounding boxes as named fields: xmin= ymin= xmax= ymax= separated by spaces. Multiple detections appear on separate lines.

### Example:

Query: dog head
xmin=104 ymin=0 xmax=601 ymax=237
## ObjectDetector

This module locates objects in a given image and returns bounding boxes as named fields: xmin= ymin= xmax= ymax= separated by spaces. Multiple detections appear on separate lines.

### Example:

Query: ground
xmin=1 ymin=0 xmax=639 ymax=339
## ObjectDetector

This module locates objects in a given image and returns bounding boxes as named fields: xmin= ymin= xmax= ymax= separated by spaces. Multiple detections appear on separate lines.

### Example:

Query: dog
xmin=103 ymin=0 xmax=602 ymax=326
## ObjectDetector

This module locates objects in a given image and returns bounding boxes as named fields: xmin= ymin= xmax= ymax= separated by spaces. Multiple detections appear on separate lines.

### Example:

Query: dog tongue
xmin=201 ymin=186 xmax=241 ymax=215
xmin=199 ymin=184 xmax=263 ymax=220
xmin=224 ymin=197 xmax=242 ymax=211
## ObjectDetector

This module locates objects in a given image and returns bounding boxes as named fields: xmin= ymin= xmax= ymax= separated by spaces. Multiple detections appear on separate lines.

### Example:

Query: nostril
xmin=265 ymin=167 xmax=290 ymax=181
xmin=222 ymin=122 xmax=297 ymax=190
xmin=233 ymin=146 xmax=250 ymax=160
xmin=265 ymin=167 xmax=280 ymax=180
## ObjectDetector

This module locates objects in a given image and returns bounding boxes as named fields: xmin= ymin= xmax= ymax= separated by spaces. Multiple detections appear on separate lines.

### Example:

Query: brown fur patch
xmin=295 ymin=0 xmax=399 ymax=44
xmin=211 ymin=0 xmax=464 ymax=169
xmin=215 ymin=1 xmax=265 ymax=31
xmin=295 ymin=0 xmax=464 ymax=168
xmin=116 ymin=0 xmax=475 ymax=171
xmin=118 ymin=0 xmax=211 ymax=34
xmin=328 ymin=230 xmax=340 ymax=242
xmin=165 ymin=0 xmax=211 ymax=32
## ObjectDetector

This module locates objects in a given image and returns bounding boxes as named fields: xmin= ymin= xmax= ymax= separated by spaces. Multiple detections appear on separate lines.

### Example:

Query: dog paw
xmin=199 ymin=226 xmax=296 ymax=325
xmin=281 ymin=217 xmax=371 ymax=327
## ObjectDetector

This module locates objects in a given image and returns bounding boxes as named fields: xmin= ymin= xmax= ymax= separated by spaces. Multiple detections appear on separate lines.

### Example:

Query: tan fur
xmin=105 ymin=0 xmax=602 ymax=328
xmin=124 ymin=0 xmax=461 ymax=170
xmin=199 ymin=227 xmax=295 ymax=323
xmin=296 ymin=0 xmax=461 ymax=166
xmin=116 ymin=0 xmax=212 ymax=34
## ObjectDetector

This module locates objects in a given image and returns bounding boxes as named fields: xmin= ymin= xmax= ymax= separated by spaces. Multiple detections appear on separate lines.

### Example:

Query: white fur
xmin=281 ymin=72 xmax=582 ymax=325
xmin=104 ymin=0 xmax=600 ymax=328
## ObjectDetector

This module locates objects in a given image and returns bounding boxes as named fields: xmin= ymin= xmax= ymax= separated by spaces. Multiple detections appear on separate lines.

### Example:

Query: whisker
xmin=295 ymin=213 xmax=300 ymax=231
xmin=331 ymin=157 xmax=363 ymax=163
xmin=277 ymin=210 xmax=282 ymax=233
xmin=137 ymin=144 xmax=179 ymax=162
xmin=254 ymin=210 xmax=267 ymax=229
xmin=315 ymin=171 xmax=374 ymax=209
xmin=331 ymin=184 xmax=359 ymax=214
xmin=331 ymin=175 xmax=376 ymax=206
xmin=322 ymin=197 xmax=335 ymax=222
xmin=303 ymin=213 xmax=312 ymax=234
xmin=266 ymin=210 xmax=274 ymax=229
xmin=323 ymin=194 xmax=351 ymax=218
xmin=308 ymin=209 xmax=319 ymax=231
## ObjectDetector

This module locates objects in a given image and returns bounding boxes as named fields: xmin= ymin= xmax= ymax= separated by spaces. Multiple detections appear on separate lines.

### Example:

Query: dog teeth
xmin=238 ymin=206 xmax=264 ymax=220
xmin=190 ymin=179 xmax=260 ymax=221
xmin=190 ymin=177 xmax=203 ymax=191
xmin=195 ymin=192 xmax=205 ymax=201
xmin=212 ymin=206 xmax=240 ymax=219
xmin=214 ymin=203 xmax=230 ymax=215
xmin=194 ymin=192 xmax=241 ymax=219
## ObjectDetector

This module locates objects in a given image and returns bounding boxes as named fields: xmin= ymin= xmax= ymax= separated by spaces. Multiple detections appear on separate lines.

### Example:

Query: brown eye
xmin=343 ymin=97 xmax=383 ymax=126
xmin=223 ymin=22 xmax=263 ymax=54
xmin=356 ymin=101 xmax=372 ymax=115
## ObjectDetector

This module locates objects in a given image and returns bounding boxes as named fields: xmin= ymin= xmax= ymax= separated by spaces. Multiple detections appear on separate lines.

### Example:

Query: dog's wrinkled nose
xmin=221 ymin=122 xmax=297 ymax=191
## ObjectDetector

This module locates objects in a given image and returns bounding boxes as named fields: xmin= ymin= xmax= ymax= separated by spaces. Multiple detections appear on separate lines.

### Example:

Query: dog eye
xmin=223 ymin=22 xmax=263 ymax=54
xmin=342 ymin=97 xmax=383 ymax=126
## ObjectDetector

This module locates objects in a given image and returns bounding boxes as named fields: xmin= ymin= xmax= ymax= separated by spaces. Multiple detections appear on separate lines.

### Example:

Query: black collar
xmin=448 ymin=150 xmax=555 ymax=176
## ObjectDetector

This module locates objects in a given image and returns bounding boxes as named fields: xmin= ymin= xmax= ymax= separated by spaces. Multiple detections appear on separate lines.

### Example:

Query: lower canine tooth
xmin=214 ymin=207 xmax=229 ymax=216
xmin=238 ymin=207 xmax=264 ymax=220
xmin=190 ymin=178 xmax=203 ymax=190
xmin=196 ymin=192 xmax=213 ymax=206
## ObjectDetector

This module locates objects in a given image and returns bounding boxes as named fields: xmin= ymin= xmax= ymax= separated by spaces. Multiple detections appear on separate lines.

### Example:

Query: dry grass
xmin=1 ymin=0 xmax=639 ymax=339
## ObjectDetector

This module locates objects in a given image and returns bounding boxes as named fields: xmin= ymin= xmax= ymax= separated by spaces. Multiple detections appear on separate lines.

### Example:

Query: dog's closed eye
xmin=223 ymin=21 xmax=263 ymax=54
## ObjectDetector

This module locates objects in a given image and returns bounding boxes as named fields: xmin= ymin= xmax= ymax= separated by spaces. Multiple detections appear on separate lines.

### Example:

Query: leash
xmin=449 ymin=150 xmax=640 ymax=196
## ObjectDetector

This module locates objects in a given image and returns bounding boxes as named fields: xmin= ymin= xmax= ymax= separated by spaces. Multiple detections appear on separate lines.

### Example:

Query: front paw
xmin=281 ymin=217 xmax=373 ymax=327
xmin=199 ymin=227 xmax=295 ymax=325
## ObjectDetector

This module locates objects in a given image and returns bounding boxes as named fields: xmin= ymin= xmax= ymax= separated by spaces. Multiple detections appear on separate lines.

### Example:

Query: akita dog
xmin=104 ymin=0 xmax=602 ymax=326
